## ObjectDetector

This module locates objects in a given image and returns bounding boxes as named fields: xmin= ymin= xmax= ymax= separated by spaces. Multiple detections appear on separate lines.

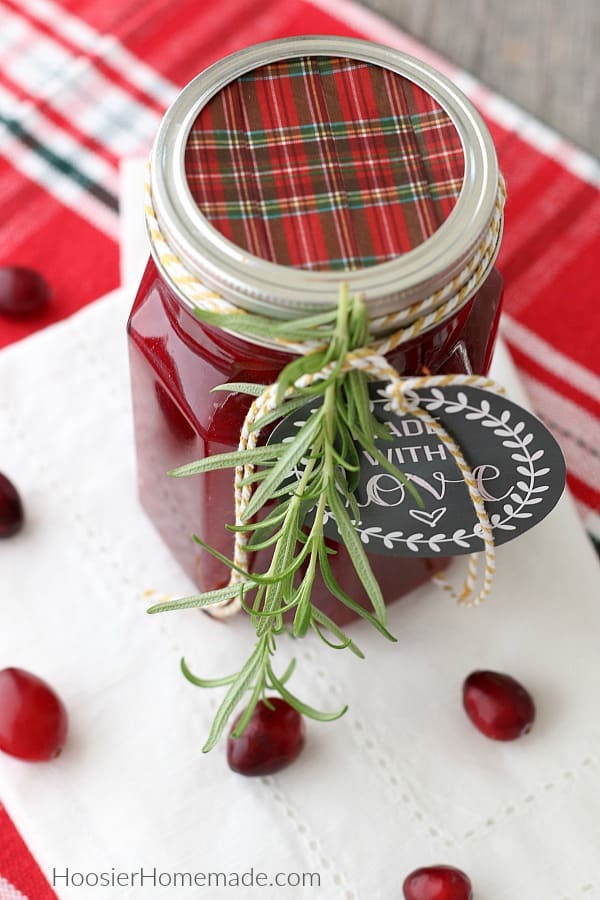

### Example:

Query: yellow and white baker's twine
xmin=145 ymin=166 xmax=506 ymax=618
xmin=145 ymin=168 xmax=505 ymax=355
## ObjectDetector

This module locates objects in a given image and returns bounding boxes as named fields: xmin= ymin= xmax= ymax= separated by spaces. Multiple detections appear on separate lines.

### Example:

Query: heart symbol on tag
xmin=409 ymin=507 xmax=447 ymax=528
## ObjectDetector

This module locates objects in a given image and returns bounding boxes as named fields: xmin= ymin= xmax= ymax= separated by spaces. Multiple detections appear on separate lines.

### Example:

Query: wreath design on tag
xmin=349 ymin=388 xmax=553 ymax=553
xmin=277 ymin=384 xmax=565 ymax=558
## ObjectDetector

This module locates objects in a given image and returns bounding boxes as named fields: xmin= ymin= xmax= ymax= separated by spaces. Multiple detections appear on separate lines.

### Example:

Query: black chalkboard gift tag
xmin=268 ymin=383 xmax=566 ymax=558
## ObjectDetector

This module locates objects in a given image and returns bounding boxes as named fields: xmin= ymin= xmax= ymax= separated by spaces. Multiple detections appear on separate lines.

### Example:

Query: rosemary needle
xmin=148 ymin=284 xmax=415 ymax=752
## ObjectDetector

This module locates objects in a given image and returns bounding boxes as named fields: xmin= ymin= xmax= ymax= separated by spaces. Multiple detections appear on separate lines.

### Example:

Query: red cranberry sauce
xmin=127 ymin=260 xmax=503 ymax=624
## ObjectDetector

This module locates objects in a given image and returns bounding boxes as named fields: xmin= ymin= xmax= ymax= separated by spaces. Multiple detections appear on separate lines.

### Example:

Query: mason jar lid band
xmin=145 ymin=166 xmax=505 ymax=356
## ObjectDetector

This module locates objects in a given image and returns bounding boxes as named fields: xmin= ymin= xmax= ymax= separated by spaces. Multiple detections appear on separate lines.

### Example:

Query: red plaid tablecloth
xmin=1 ymin=0 xmax=598 ymax=894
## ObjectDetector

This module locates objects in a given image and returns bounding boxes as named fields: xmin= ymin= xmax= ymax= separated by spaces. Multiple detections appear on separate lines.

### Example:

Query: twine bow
xmin=224 ymin=353 xmax=505 ymax=619
xmin=145 ymin=168 xmax=507 ymax=619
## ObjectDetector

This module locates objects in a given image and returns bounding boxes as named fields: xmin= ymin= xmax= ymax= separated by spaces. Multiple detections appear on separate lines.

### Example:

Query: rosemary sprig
xmin=147 ymin=284 xmax=420 ymax=752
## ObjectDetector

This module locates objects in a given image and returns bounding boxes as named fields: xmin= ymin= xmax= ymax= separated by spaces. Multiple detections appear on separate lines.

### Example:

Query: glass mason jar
xmin=127 ymin=37 xmax=504 ymax=624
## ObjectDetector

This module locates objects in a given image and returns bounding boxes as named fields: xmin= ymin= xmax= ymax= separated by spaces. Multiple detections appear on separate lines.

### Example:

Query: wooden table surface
xmin=361 ymin=0 xmax=599 ymax=155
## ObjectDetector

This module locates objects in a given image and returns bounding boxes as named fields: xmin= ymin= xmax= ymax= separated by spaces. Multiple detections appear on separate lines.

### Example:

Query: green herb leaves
xmin=148 ymin=285 xmax=413 ymax=751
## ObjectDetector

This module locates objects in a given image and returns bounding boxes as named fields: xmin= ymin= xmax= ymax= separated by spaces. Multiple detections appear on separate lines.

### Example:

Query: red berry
xmin=0 ymin=668 xmax=68 ymax=761
xmin=227 ymin=697 xmax=305 ymax=776
xmin=463 ymin=670 xmax=535 ymax=741
xmin=0 ymin=472 xmax=24 ymax=538
xmin=0 ymin=267 xmax=50 ymax=317
xmin=403 ymin=865 xmax=473 ymax=900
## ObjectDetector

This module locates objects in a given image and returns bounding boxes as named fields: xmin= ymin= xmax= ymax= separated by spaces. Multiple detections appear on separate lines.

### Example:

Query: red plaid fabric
xmin=185 ymin=56 xmax=464 ymax=269
xmin=0 ymin=806 xmax=57 ymax=900
xmin=0 ymin=0 xmax=599 ymax=895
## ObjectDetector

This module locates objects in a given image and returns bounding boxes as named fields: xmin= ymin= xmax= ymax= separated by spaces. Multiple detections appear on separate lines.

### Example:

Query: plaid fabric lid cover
xmin=184 ymin=56 xmax=465 ymax=272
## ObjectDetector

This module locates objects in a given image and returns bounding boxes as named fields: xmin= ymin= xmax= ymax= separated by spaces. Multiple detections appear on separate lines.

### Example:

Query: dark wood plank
xmin=360 ymin=0 xmax=599 ymax=154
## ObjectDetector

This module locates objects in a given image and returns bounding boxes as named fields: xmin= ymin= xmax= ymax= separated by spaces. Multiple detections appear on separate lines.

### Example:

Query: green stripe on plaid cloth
xmin=184 ymin=56 xmax=464 ymax=271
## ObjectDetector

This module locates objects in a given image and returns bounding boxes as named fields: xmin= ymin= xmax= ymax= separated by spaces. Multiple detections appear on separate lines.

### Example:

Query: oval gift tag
xmin=268 ymin=383 xmax=566 ymax=557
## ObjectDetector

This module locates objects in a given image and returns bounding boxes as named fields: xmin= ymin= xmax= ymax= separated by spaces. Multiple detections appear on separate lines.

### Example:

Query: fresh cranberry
xmin=403 ymin=865 xmax=473 ymax=900
xmin=0 ymin=267 xmax=50 ymax=317
xmin=0 ymin=472 xmax=24 ymax=538
xmin=463 ymin=670 xmax=535 ymax=741
xmin=227 ymin=697 xmax=305 ymax=776
xmin=0 ymin=668 xmax=68 ymax=761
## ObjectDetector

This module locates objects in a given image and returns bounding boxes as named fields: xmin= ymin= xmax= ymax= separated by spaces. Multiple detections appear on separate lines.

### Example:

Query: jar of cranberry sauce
xmin=128 ymin=36 xmax=504 ymax=625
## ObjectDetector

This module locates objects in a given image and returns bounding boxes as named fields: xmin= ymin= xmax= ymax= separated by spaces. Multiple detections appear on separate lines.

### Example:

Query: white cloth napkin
xmin=0 ymin=161 xmax=599 ymax=900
